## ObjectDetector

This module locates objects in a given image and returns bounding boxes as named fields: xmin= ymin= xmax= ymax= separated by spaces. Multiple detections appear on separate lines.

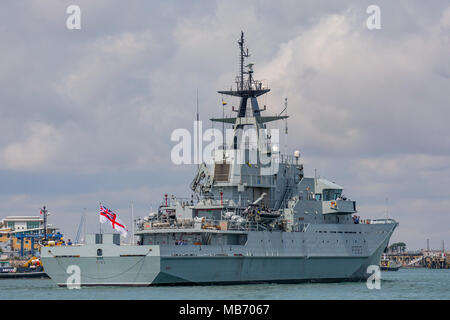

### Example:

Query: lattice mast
xmin=212 ymin=31 xmax=287 ymax=126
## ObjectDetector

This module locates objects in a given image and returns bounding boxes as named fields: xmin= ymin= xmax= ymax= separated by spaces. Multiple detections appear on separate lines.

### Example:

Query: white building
xmin=0 ymin=216 xmax=58 ymax=236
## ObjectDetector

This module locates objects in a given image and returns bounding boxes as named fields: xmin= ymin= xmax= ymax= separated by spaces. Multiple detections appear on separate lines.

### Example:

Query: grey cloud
xmin=0 ymin=0 xmax=448 ymax=249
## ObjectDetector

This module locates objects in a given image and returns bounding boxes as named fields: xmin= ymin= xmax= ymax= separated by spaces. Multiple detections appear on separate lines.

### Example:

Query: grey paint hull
xmin=41 ymin=254 xmax=379 ymax=287
xmin=41 ymin=224 xmax=393 ymax=286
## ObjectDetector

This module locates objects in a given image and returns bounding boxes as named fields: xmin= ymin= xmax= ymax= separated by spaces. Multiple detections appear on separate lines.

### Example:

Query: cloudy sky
xmin=0 ymin=0 xmax=449 ymax=250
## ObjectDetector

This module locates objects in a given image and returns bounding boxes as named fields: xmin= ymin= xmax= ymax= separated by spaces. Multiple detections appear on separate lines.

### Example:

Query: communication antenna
xmin=385 ymin=198 xmax=389 ymax=219
xmin=278 ymin=97 xmax=289 ymax=153
xmin=222 ymin=96 xmax=225 ymax=160
xmin=131 ymin=202 xmax=134 ymax=245
xmin=314 ymin=168 xmax=317 ymax=193
xmin=196 ymin=89 xmax=200 ymax=169
xmin=237 ymin=31 xmax=250 ymax=91
xmin=284 ymin=97 xmax=288 ymax=135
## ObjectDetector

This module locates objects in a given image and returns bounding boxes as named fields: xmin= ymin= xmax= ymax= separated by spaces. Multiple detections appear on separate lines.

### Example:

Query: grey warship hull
xmin=41 ymin=221 xmax=395 ymax=286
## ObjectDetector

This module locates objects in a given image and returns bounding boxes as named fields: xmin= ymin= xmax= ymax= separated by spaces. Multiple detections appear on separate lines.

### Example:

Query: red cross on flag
xmin=99 ymin=205 xmax=128 ymax=237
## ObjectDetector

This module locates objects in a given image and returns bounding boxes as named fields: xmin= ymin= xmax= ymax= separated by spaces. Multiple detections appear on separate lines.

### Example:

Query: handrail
xmin=368 ymin=218 xmax=397 ymax=224
xmin=137 ymin=217 xmax=267 ymax=232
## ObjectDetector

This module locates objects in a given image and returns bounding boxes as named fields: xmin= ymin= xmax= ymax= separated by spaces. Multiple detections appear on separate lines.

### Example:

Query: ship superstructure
xmin=41 ymin=32 xmax=398 ymax=286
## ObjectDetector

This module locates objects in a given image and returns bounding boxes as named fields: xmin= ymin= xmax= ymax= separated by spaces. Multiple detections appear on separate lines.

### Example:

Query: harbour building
xmin=0 ymin=216 xmax=60 ymax=256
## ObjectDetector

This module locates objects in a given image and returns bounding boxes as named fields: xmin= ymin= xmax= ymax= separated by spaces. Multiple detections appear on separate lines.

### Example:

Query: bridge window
xmin=323 ymin=189 xmax=342 ymax=201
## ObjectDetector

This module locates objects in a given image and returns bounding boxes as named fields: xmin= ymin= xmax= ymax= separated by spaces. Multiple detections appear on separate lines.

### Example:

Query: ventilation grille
xmin=214 ymin=163 xmax=230 ymax=182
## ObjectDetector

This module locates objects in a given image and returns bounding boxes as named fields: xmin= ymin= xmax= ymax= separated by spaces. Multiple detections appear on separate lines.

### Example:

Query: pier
xmin=383 ymin=251 xmax=449 ymax=269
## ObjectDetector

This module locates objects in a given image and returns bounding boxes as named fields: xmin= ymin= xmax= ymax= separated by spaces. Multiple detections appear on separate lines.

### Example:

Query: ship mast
xmin=211 ymin=31 xmax=287 ymax=129
xmin=238 ymin=31 xmax=249 ymax=92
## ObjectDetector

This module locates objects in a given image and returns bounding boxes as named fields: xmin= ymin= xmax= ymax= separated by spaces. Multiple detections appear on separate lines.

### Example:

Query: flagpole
xmin=131 ymin=202 xmax=134 ymax=245
xmin=99 ymin=202 xmax=102 ymax=235
xmin=42 ymin=206 xmax=47 ymax=242
xmin=222 ymin=98 xmax=225 ymax=161
xmin=196 ymin=89 xmax=200 ymax=170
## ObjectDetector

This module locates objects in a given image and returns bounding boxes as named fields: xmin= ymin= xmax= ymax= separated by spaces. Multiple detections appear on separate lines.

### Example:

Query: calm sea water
xmin=0 ymin=268 xmax=448 ymax=300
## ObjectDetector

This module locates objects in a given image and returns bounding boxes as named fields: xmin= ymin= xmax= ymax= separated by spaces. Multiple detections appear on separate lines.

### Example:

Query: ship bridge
xmin=195 ymin=32 xmax=301 ymax=210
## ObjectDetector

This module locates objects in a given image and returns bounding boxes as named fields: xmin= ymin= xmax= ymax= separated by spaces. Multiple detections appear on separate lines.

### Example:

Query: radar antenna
xmin=213 ymin=32 xmax=287 ymax=126
xmin=279 ymin=97 xmax=288 ymax=134
xmin=238 ymin=31 xmax=250 ymax=91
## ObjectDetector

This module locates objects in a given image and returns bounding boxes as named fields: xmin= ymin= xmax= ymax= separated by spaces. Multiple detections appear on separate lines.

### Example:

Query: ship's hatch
xmin=214 ymin=163 xmax=230 ymax=182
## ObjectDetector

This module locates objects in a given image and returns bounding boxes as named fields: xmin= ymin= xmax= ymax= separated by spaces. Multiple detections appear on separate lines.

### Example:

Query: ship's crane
xmin=190 ymin=162 xmax=214 ymax=195
xmin=15 ymin=232 xmax=63 ymax=257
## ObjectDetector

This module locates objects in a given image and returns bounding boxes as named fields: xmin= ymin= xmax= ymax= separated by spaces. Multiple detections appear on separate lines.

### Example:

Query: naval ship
xmin=41 ymin=32 xmax=398 ymax=286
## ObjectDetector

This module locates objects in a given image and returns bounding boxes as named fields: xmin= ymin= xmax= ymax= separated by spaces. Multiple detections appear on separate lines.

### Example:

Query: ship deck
xmin=135 ymin=228 xmax=249 ymax=234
